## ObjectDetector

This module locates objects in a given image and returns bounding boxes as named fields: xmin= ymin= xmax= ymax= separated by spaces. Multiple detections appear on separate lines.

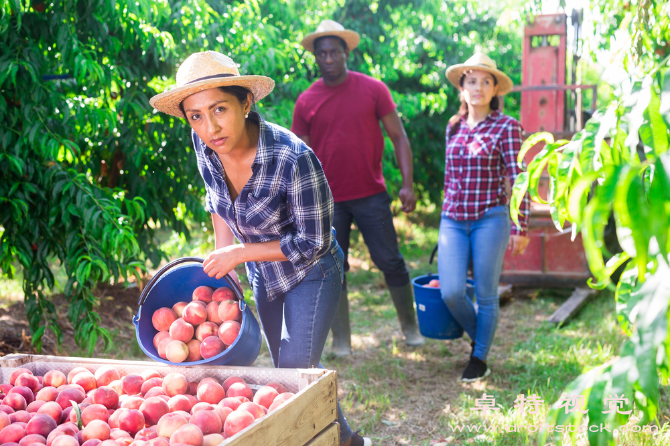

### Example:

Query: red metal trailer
xmin=500 ymin=12 xmax=597 ymax=287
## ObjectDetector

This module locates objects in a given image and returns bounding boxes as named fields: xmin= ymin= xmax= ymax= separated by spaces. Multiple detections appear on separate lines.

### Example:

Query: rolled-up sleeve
xmin=279 ymin=150 xmax=333 ymax=268
xmin=501 ymin=122 xmax=530 ymax=236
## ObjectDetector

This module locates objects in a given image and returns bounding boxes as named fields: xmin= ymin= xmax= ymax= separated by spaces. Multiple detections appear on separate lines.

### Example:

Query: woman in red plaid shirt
xmin=440 ymin=53 xmax=530 ymax=382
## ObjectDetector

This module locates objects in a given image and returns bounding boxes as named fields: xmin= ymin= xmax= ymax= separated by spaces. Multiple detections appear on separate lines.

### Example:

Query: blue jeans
xmin=333 ymin=191 xmax=410 ymax=289
xmin=247 ymin=240 xmax=354 ymax=444
xmin=437 ymin=205 xmax=510 ymax=361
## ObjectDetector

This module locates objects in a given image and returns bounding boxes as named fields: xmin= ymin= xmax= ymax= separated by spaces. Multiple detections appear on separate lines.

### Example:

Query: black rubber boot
xmin=388 ymin=283 xmax=424 ymax=346
xmin=330 ymin=288 xmax=352 ymax=357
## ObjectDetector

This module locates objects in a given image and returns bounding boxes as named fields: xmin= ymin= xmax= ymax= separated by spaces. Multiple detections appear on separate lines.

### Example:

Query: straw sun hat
xmin=150 ymin=51 xmax=275 ymax=119
xmin=445 ymin=52 xmax=513 ymax=96
xmin=300 ymin=20 xmax=361 ymax=54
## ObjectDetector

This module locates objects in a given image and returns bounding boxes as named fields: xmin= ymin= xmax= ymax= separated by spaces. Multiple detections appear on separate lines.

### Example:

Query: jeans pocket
xmin=318 ymin=251 xmax=343 ymax=284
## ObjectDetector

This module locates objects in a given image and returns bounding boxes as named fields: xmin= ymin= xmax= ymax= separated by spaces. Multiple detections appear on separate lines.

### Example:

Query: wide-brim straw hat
xmin=150 ymin=51 xmax=275 ymax=118
xmin=300 ymin=20 xmax=360 ymax=54
xmin=446 ymin=52 xmax=513 ymax=96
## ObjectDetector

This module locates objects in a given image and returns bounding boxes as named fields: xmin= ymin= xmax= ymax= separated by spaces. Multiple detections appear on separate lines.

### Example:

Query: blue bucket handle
xmin=135 ymin=257 xmax=245 ymax=323
xmin=426 ymin=244 xmax=438 ymax=277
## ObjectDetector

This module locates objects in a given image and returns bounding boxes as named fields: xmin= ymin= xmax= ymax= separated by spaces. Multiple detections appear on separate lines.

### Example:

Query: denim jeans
xmin=437 ymin=205 xmax=510 ymax=361
xmin=333 ymin=191 xmax=410 ymax=289
xmin=247 ymin=240 xmax=354 ymax=444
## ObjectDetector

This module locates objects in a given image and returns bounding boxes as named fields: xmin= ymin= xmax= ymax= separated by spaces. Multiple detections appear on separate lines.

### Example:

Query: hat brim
xmin=445 ymin=64 xmax=514 ymax=96
xmin=149 ymin=75 xmax=275 ymax=119
xmin=300 ymin=30 xmax=361 ymax=53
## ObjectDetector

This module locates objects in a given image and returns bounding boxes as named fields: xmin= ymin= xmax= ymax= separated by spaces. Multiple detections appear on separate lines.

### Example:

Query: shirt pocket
xmin=468 ymin=134 xmax=497 ymax=157
xmin=245 ymin=191 xmax=285 ymax=230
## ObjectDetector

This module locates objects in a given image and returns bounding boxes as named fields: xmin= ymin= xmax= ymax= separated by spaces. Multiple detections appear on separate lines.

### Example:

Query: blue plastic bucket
xmin=133 ymin=257 xmax=262 ymax=366
xmin=412 ymin=274 xmax=475 ymax=340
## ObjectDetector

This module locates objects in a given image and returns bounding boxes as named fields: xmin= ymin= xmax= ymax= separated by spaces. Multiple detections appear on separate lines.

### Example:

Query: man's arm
xmin=380 ymin=110 xmax=416 ymax=213
xmin=296 ymin=135 xmax=311 ymax=147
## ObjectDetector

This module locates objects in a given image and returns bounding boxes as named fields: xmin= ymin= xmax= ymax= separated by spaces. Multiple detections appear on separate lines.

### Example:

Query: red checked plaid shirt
xmin=443 ymin=111 xmax=530 ymax=236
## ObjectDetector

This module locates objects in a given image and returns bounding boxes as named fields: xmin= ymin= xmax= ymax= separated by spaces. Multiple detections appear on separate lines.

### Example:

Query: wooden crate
xmin=0 ymin=354 xmax=339 ymax=446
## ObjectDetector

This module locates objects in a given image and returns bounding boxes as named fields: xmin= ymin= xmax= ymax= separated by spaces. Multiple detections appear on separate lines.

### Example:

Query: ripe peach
xmin=253 ymin=386 xmax=279 ymax=410
xmin=204 ymin=303 xmax=223 ymax=325
xmin=95 ymin=367 xmax=121 ymax=388
xmin=41 ymin=370 xmax=65 ymax=390
xmin=4 ymin=393 xmax=28 ymax=411
xmin=168 ymin=319 xmax=194 ymax=344
xmin=82 ymin=420 xmax=110 ymax=442
xmin=199 ymin=337 xmax=225 ymax=360
xmin=81 ymin=440 xmax=102 ymax=446
xmin=238 ymin=402 xmax=264 ymax=420
xmin=427 ymin=279 xmax=440 ymax=288
xmin=166 ymin=396 xmax=191 ymax=413
xmin=189 ymin=403 xmax=212 ymax=414
xmin=152 ymin=332 xmax=170 ymax=351
xmin=168 ymin=424 xmax=203 ymax=446
xmin=165 ymin=341 xmax=189 ymax=363
xmin=161 ymin=374 xmax=187 ymax=397
xmin=268 ymin=392 xmax=295 ymax=412
xmin=221 ymin=377 xmax=245 ymax=393
xmin=171 ymin=303 xmax=188 ymax=319
xmin=9 ymin=386 xmax=34 ymax=405
xmin=152 ymin=308 xmax=178 ymax=332
xmin=143 ymin=387 xmax=166 ymax=399
xmin=59 ymin=407 xmax=73 ymax=424
xmin=196 ymin=382 xmax=224 ymax=405
xmin=10 ymin=410 xmax=32 ymax=423
xmin=98 ymin=441 xmax=120 ymax=446
xmin=19 ymin=433 xmax=46 ymax=445
xmin=194 ymin=322 xmax=218 ymax=343
xmin=117 ymin=410 xmax=144 ymax=437
xmin=16 ymin=374 xmax=40 ymax=393
xmin=57 ymin=384 xmax=85 ymax=394
xmin=225 ymin=383 xmax=252 ymax=400
xmin=156 ymin=336 xmax=172 ymax=361
xmin=138 ymin=397 xmax=168 ymax=426
xmin=109 ymin=429 xmax=130 ymax=440
xmin=211 ymin=405 xmax=232 ymax=426
xmin=192 ymin=286 xmax=213 ymax=303
xmin=26 ymin=414 xmax=57 ymax=437
xmin=217 ymin=321 xmax=240 ymax=346
xmin=56 ymin=388 xmax=85 ymax=410
xmin=182 ymin=303 xmax=207 ymax=326
xmin=91 ymin=387 xmax=119 ymax=410
xmin=119 ymin=397 xmax=144 ymax=411
xmin=121 ymin=375 xmax=144 ymax=396
xmin=37 ymin=402 xmax=62 ymax=424
xmin=81 ymin=404 xmax=109 ymax=425
xmin=156 ymin=413 xmax=187 ymax=438
xmin=202 ymin=434 xmax=223 ymax=446
xmin=51 ymin=436 xmax=79 ymax=446
xmin=185 ymin=340 xmax=202 ymax=363
xmin=265 ymin=382 xmax=288 ymax=394
xmin=27 ymin=401 xmax=46 ymax=413
xmin=216 ymin=300 xmax=241 ymax=323
xmin=140 ymin=379 xmax=162 ymax=397
xmin=1 ymin=424 xmax=27 ymax=444
xmin=67 ymin=367 xmax=90 ymax=385
xmin=146 ymin=438 xmax=169 ymax=446
xmin=134 ymin=427 xmax=157 ymax=441
xmin=189 ymin=409 xmax=221 ymax=435
xmin=218 ymin=398 xmax=241 ymax=411
xmin=223 ymin=410 xmax=254 ymax=438
xmin=212 ymin=288 xmax=234 ymax=302
xmin=35 ymin=387 xmax=58 ymax=403
xmin=108 ymin=381 xmax=124 ymax=396
xmin=10 ymin=369 xmax=33 ymax=386
xmin=0 ymin=411 xmax=9 ymax=430
xmin=195 ymin=378 xmax=217 ymax=391
xmin=140 ymin=370 xmax=161 ymax=381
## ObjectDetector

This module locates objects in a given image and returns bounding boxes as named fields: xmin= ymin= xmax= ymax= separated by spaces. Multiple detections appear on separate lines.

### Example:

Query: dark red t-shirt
xmin=291 ymin=71 xmax=397 ymax=202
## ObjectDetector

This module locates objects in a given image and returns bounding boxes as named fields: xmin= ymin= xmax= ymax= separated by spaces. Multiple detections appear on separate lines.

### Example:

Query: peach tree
xmin=511 ymin=0 xmax=670 ymax=442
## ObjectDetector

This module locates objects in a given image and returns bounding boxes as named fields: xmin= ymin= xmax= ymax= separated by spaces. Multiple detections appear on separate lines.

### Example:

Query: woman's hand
xmin=508 ymin=235 xmax=530 ymax=256
xmin=203 ymin=245 xmax=245 ymax=280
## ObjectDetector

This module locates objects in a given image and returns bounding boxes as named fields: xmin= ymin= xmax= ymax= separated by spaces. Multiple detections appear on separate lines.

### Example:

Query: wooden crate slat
xmin=223 ymin=370 xmax=338 ymax=446
xmin=303 ymin=423 xmax=339 ymax=446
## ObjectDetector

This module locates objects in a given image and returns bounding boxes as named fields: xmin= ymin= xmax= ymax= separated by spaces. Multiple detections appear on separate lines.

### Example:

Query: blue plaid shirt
xmin=193 ymin=112 xmax=334 ymax=301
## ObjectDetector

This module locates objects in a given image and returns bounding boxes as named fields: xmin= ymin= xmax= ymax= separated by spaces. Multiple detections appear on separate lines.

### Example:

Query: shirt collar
xmin=200 ymin=111 xmax=274 ymax=166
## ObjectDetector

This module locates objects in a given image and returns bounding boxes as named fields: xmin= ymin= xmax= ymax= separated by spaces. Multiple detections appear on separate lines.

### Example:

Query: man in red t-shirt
xmin=292 ymin=20 xmax=423 ymax=356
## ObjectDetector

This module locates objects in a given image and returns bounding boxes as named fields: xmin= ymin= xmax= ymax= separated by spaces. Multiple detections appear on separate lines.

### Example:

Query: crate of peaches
xmin=0 ymin=355 xmax=340 ymax=446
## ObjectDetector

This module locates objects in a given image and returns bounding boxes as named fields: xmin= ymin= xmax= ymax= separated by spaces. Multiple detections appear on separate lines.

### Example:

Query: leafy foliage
xmin=510 ymin=0 xmax=670 ymax=443
xmin=0 ymin=0 xmax=520 ymax=352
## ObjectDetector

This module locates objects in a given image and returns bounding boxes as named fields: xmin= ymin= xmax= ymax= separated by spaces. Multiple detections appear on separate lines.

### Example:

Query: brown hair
xmin=447 ymin=71 xmax=500 ymax=130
